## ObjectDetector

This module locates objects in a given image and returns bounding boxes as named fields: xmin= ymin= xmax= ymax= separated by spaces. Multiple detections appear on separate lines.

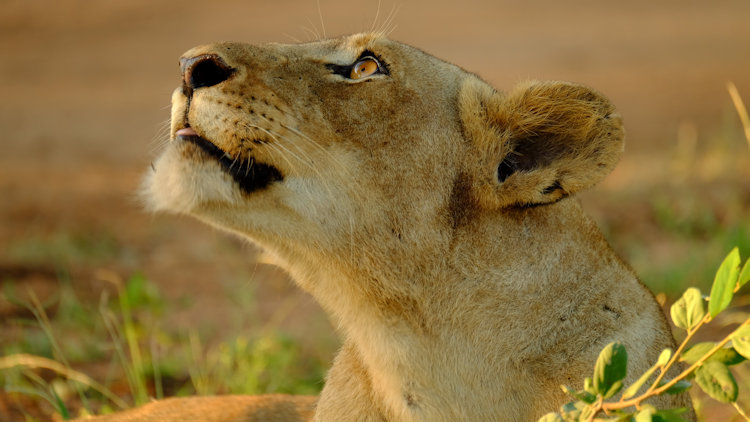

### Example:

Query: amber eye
xmin=349 ymin=57 xmax=381 ymax=80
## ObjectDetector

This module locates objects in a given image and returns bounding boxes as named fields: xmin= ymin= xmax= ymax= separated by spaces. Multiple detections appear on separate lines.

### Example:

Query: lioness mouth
xmin=176 ymin=127 xmax=283 ymax=194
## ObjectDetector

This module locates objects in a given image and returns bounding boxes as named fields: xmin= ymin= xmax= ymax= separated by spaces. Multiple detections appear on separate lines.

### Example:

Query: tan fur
xmin=81 ymin=395 xmax=316 ymax=421
xmin=85 ymin=33 xmax=693 ymax=421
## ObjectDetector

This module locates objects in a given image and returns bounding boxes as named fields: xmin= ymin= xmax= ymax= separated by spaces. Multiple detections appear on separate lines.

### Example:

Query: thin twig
xmin=600 ymin=317 xmax=750 ymax=413
xmin=646 ymin=314 xmax=709 ymax=394
xmin=733 ymin=402 xmax=750 ymax=422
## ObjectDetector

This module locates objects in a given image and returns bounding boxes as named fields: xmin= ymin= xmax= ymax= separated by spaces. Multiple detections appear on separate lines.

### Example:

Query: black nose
xmin=180 ymin=54 xmax=234 ymax=93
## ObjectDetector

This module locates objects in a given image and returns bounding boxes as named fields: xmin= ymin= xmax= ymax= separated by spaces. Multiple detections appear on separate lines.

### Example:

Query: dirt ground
xmin=1 ymin=0 xmax=750 ymax=420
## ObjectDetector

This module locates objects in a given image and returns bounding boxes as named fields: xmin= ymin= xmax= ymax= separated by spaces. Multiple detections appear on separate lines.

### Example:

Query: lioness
xmin=88 ymin=33 xmax=693 ymax=421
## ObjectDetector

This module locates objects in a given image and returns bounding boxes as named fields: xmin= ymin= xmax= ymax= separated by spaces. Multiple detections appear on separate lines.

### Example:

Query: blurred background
xmin=1 ymin=0 xmax=749 ymax=420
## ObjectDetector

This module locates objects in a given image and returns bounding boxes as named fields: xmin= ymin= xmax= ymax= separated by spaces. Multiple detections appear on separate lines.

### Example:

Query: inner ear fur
xmin=459 ymin=77 xmax=625 ymax=209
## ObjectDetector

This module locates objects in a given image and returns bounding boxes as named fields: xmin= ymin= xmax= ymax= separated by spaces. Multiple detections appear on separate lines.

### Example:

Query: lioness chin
xmin=86 ymin=33 xmax=694 ymax=421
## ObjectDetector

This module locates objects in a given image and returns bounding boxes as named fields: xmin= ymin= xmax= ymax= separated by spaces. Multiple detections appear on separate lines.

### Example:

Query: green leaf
xmin=583 ymin=377 xmax=595 ymax=395
xmin=732 ymin=325 xmax=750 ymax=360
xmin=579 ymin=405 xmax=597 ymax=421
xmin=622 ymin=363 xmax=659 ymax=400
xmin=652 ymin=408 xmax=689 ymax=422
xmin=605 ymin=380 xmax=624 ymax=399
xmin=681 ymin=342 xmax=716 ymax=364
xmin=560 ymin=401 xmax=582 ymax=413
xmin=712 ymin=347 xmax=746 ymax=366
xmin=663 ymin=379 xmax=691 ymax=395
xmin=621 ymin=349 xmax=677 ymax=400
xmin=657 ymin=348 xmax=672 ymax=367
xmin=635 ymin=408 xmax=653 ymax=422
xmin=694 ymin=361 xmax=738 ymax=403
xmin=537 ymin=413 xmax=563 ymax=422
xmin=681 ymin=342 xmax=746 ymax=366
xmin=560 ymin=400 xmax=584 ymax=420
xmin=709 ymin=248 xmax=740 ymax=318
xmin=670 ymin=288 xmax=705 ymax=330
xmin=738 ymin=258 xmax=750 ymax=289
xmin=598 ymin=416 xmax=631 ymax=422
xmin=604 ymin=410 xmax=637 ymax=421
xmin=593 ymin=342 xmax=628 ymax=398
xmin=561 ymin=385 xmax=596 ymax=404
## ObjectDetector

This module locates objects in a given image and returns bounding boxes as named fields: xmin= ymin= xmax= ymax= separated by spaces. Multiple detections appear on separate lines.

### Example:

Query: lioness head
xmin=145 ymin=31 xmax=623 ymax=310
xmin=138 ymin=33 xmax=697 ymax=421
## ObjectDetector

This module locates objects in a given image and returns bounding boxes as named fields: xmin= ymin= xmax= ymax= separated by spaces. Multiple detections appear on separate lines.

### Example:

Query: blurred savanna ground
xmin=1 ymin=0 xmax=749 ymax=420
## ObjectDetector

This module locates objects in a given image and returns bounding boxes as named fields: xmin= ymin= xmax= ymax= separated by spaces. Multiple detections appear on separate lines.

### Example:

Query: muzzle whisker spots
xmin=274 ymin=135 xmax=341 ymax=206
xmin=262 ymin=141 xmax=328 ymax=212
xmin=250 ymin=124 xmax=340 ymax=213
xmin=263 ymin=127 xmax=334 ymax=192
xmin=274 ymin=118 xmax=354 ymax=180
xmin=229 ymin=149 xmax=244 ymax=172
xmin=240 ymin=123 xmax=303 ymax=176
xmin=258 ymin=128 xmax=319 ymax=181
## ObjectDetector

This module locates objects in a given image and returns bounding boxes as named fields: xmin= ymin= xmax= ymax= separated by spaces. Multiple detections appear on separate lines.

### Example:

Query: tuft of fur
xmin=89 ymin=33 xmax=692 ymax=421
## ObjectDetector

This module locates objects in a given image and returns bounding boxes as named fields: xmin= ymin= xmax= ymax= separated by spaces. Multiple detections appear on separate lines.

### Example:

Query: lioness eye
xmin=350 ymin=57 xmax=380 ymax=80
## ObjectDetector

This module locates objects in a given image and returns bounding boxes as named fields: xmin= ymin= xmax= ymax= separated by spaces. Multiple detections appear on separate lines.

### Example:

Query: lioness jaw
xmin=85 ymin=33 xmax=692 ymax=421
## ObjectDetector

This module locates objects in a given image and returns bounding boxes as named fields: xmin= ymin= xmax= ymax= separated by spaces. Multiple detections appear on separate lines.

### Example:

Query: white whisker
xmin=245 ymin=122 xmax=340 ymax=208
xmin=231 ymin=151 xmax=242 ymax=171
xmin=283 ymin=33 xmax=303 ymax=44
xmin=264 ymin=141 xmax=323 ymax=209
xmin=245 ymin=157 xmax=254 ymax=178
xmin=275 ymin=119 xmax=352 ymax=178
xmin=377 ymin=4 xmax=400 ymax=36
xmin=316 ymin=0 xmax=327 ymax=39
xmin=370 ymin=0 xmax=383 ymax=33
xmin=301 ymin=26 xmax=318 ymax=42
xmin=148 ymin=118 xmax=173 ymax=155
xmin=304 ymin=18 xmax=321 ymax=41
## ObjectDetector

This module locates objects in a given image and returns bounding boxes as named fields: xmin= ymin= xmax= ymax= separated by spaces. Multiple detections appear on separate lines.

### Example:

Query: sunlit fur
xmin=94 ymin=33 xmax=693 ymax=421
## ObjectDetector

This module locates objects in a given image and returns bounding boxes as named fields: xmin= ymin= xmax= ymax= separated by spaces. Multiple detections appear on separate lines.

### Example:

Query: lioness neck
xmin=295 ymin=198 xmax=641 ymax=421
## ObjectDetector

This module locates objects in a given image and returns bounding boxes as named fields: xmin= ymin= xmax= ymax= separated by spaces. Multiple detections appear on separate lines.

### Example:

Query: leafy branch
xmin=540 ymin=247 xmax=750 ymax=422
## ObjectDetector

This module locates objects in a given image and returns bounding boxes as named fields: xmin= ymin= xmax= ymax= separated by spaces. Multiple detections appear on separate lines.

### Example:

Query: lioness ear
xmin=459 ymin=78 xmax=624 ymax=209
